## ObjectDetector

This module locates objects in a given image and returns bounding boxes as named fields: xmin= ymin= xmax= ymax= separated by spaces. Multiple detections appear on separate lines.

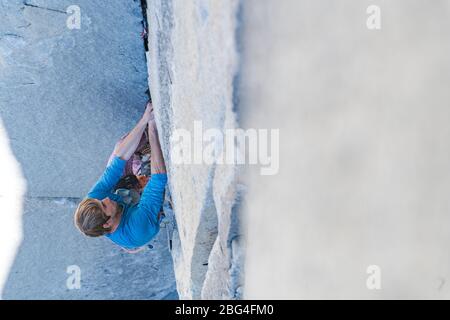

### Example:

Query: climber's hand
xmin=142 ymin=101 xmax=154 ymax=123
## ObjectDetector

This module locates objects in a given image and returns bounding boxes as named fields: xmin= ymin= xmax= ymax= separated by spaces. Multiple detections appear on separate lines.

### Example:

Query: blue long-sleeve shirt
xmin=87 ymin=156 xmax=167 ymax=249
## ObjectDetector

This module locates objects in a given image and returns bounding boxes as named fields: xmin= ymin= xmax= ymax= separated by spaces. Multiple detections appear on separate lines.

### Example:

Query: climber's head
xmin=74 ymin=197 xmax=121 ymax=237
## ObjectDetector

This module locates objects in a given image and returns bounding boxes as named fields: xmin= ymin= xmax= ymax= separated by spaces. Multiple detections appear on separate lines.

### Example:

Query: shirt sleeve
xmin=134 ymin=173 xmax=168 ymax=224
xmin=87 ymin=156 xmax=126 ymax=199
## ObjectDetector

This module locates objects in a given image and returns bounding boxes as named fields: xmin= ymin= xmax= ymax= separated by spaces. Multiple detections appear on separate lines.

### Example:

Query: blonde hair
xmin=74 ymin=198 xmax=111 ymax=237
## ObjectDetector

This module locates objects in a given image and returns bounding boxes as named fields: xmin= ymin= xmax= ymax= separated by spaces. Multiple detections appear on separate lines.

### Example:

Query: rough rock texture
xmin=0 ymin=0 xmax=148 ymax=198
xmin=0 ymin=0 xmax=177 ymax=299
xmin=146 ymin=0 xmax=244 ymax=299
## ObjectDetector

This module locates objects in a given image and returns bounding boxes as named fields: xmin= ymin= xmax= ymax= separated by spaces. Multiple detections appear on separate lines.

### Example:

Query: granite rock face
xmin=0 ymin=0 xmax=148 ymax=198
xmin=146 ymin=0 xmax=245 ymax=299
xmin=0 ymin=0 xmax=177 ymax=299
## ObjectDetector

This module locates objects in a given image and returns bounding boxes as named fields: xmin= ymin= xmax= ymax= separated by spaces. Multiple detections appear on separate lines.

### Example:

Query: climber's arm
xmin=136 ymin=173 xmax=167 ymax=224
xmin=113 ymin=102 xmax=153 ymax=161
xmin=130 ymin=122 xmax=167 ymax=226
xmin=124 ymin=173 xmax=167 ymax=246
xmin=88 ymin=102 xmax=153 ymax=198
xmin=87 ymin=156 xmax=126 ymax=198
xmin=148 ymin=118 xmax=166 ymax=174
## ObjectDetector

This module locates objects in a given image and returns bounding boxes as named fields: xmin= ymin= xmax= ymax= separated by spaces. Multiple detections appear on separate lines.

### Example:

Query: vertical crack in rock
xmin=139 ymin=0 xmax=149 ymax=52
xmin=191 ymin=167 xmax=219 ymax=298
xmin=138 ymin=0 xmax=151 ymax=100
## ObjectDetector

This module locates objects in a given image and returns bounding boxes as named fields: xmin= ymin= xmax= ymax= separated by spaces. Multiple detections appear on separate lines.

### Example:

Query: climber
xmin=73 ymin=101 xmax=167 ymax=250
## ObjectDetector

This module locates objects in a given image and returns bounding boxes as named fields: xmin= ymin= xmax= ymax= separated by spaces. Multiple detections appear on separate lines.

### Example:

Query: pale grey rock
xmin=0 ymin=0 xmax=149 ymax=198
xmin=146 ymin=0 xmax=244 ymax=300
xmin=0 ymin=0 xmax=177 ymax=300
xmin=241 ymin=0 xmax=450 ymax=299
